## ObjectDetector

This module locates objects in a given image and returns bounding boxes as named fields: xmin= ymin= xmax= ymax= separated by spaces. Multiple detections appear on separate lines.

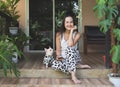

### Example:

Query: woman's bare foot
xmin=71 ymin=72 xmax=82 ymax=84
xmin=72 ymin=77 xmax=82 ymax=84
xmin=77 ymin=64 xmax=91 ymax=69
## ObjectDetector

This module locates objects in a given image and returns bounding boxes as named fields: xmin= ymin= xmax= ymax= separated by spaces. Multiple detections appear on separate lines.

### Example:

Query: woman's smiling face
xmin=64 ymin=16 xmax=74 ymax=31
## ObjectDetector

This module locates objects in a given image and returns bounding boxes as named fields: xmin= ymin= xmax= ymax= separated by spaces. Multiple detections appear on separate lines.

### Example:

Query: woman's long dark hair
xmin=57 ymin=11 xmax=76 ymax=34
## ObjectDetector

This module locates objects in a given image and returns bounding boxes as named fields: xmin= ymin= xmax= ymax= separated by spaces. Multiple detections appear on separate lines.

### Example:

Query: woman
xmin=52 ymin=12 xmax=91 ymax=84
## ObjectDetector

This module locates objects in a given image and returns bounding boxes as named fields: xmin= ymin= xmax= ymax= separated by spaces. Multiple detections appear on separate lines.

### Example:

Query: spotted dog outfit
xmin=43 ymin=55 xmax=54 ymax=67
xmin=52 ymin=32 xmax=81 ymax=74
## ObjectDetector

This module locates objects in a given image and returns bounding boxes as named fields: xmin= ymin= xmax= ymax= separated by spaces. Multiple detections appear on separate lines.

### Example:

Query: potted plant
xmin=93 ymin=0 xmax=120 ymax=87
xmin=108 ymin=28 xmax=120 ymax=87
xmin=0 ymin=0 xmax=20 ymax=35
xmin=0 ymin=35 xmax=21 ymax=77
xmin=9 ymin=29 xmax=31 ymax=51
xmin=9 ymin=28 xmax=31 ymax=60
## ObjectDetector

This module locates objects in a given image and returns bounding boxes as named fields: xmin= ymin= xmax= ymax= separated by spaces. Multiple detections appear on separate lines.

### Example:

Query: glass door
xmin=29 ymin=0 xmax=79 ymax=51
xmin=29 ymin=0 xmax=53 ymax=51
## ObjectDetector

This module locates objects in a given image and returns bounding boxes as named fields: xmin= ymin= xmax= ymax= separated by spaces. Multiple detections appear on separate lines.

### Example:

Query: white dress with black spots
xmin=52 ymin=32 xmax=81 ymax=74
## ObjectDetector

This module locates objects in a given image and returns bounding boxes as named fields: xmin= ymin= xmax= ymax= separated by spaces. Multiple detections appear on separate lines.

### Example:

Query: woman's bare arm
xmin=56 ymin=32 xmax=61 ymax=58
xmin=68 ymin=26 xmax=81 ymax=47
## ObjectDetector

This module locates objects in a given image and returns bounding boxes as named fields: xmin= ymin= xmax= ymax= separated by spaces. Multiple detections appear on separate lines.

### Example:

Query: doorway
xmin=28 ymin=0 xmax=80 ymax=52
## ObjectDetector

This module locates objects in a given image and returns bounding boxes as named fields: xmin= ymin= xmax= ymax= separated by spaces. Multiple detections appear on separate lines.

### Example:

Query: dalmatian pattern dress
xmin=52 ymin=32 xmax=82 ymax=74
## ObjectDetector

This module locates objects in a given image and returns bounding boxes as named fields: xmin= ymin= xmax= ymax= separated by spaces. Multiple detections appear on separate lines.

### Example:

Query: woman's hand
xmin=56 ymin=56 xmax=64 ymax=61
xmin=71 ymin=25 xmax=77 ymax=31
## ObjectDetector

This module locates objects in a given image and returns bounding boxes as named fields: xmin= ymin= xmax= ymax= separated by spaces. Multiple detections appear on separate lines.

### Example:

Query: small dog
xmin=43 ymin=47 xmax=54 ymax=68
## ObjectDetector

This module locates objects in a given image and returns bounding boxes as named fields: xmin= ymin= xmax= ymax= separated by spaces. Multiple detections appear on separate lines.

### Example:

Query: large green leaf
xmin=113 ymin=29 xmax=120 ymax=42
xmin=106 ymin=6 xmax=118 ymax=19
xmin=93 ymin=4 xmax=106 ymax=19
xmin=110 ymin=45 xmax=120 ymax=64
xmin=99 ymin=19 xmax=111 ymax=33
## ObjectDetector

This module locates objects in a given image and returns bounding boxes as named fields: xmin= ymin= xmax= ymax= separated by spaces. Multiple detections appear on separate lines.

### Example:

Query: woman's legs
xmin=65 ymin=47 xmax=81 ymax=84
xmin=71 ymin=71 xmax=81 ymax=84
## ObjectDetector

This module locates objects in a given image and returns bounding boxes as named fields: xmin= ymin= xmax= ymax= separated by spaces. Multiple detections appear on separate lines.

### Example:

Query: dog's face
xmin=44 ymin=47 xmax=53 ymax=56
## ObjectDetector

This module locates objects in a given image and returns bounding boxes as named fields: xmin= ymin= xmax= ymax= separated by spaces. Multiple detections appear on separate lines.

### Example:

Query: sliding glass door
xmin=29 ymin=0 xmax=53 ymax=51
xmin=29 ymin=0 xmax=79 ymax=51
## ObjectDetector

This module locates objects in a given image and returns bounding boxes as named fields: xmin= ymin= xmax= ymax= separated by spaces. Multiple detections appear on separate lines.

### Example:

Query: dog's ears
xmin=44 ymin=46 xmax=52 ymax=52
xmin=44 ymin=48 xmax=47 ymax=52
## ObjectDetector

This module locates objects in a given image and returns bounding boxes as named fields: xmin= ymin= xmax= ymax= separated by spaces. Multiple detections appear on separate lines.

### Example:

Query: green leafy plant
xmin=0 ymin=35 xmax=21 ymax=77
xmin=0 ymin=0 xmax=20 ymax=26
xmin=93 ymin=0 xmax=120 ymax=74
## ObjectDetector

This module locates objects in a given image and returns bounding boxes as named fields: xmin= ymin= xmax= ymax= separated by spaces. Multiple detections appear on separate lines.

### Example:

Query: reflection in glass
xmin=55 ymin=0 xmax=78 ymax=30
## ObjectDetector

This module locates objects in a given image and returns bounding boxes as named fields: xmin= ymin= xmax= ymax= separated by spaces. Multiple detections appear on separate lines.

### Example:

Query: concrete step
xmin=0 ymin=68 xmax=112 ymax=79
xmin=0 ymin=78 xmax=113 ymax=87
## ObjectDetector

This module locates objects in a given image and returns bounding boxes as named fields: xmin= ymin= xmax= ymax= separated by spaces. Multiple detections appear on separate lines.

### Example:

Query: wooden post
xmin=105 ymin=29 xmax=111 ymax=68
